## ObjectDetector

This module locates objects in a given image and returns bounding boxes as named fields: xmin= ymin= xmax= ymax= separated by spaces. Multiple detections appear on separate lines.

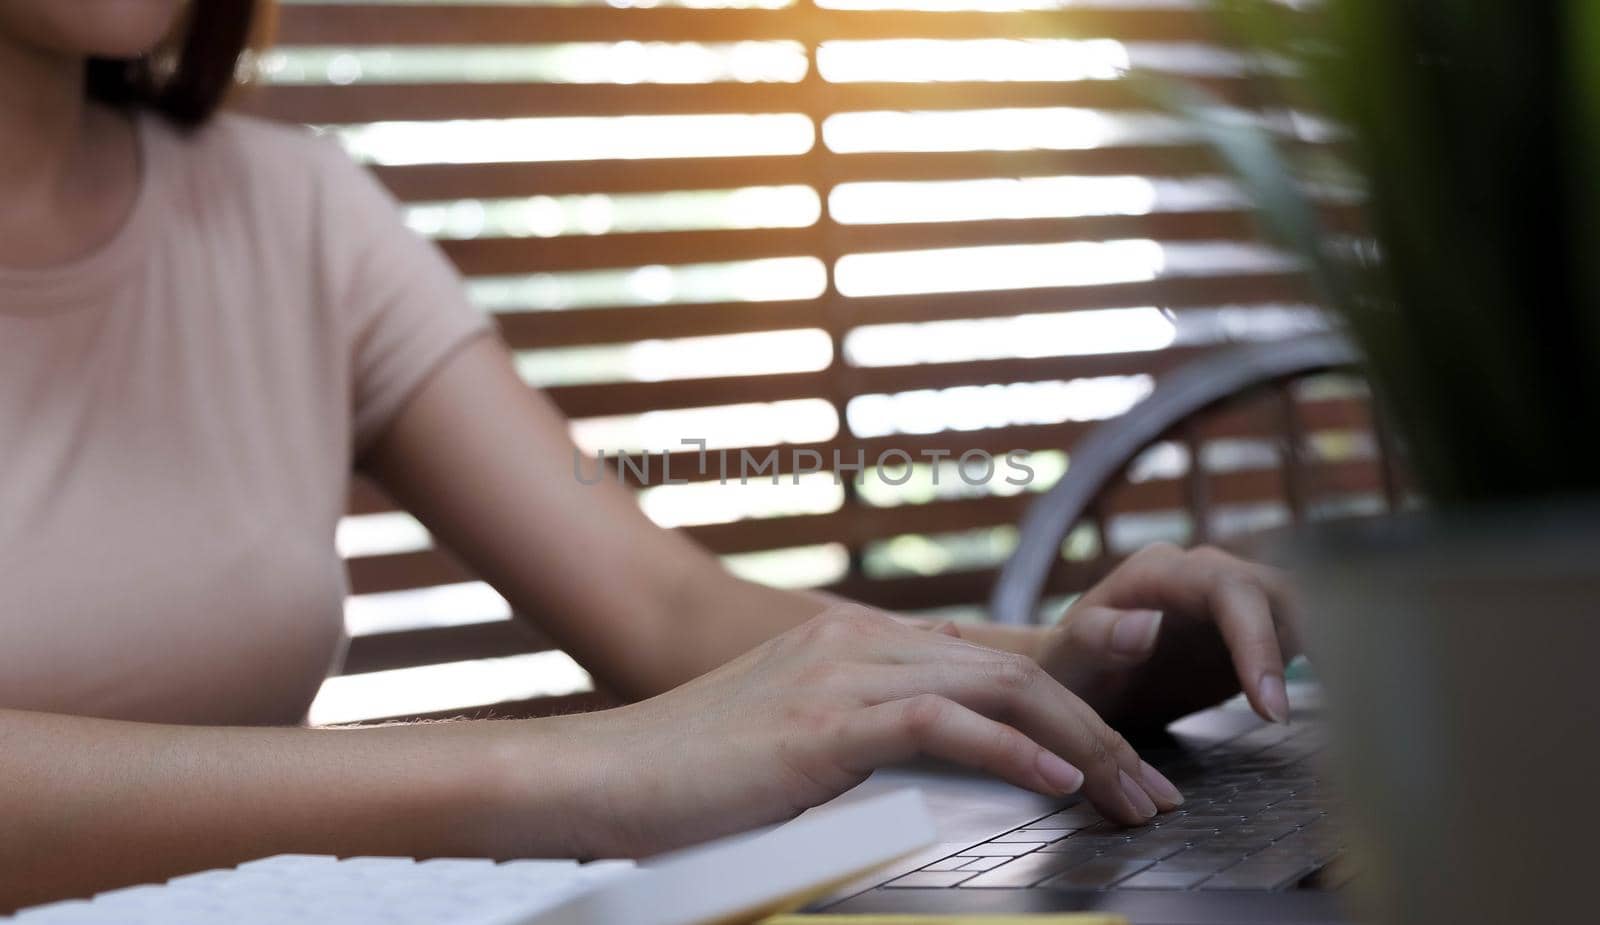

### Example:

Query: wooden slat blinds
xmin=250 ymin=1 xmax=1377 ymax=723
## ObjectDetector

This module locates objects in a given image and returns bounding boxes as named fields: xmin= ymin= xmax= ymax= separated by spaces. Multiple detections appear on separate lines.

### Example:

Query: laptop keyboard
xmin=886 ymin=721 xmax=1351 ymax=893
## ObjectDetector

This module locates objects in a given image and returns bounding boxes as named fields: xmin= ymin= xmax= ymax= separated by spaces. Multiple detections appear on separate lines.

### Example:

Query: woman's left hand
xmin=1034 ymin=543 xmax=1301 ymax=731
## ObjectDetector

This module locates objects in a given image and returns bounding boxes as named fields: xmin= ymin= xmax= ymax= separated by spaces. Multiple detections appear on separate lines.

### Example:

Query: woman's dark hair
xmin=85 ymin=0 xmax=265 ymax=128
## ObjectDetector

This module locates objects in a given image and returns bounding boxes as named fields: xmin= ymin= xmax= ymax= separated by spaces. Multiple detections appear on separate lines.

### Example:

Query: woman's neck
xmin=0 ymin=33 xmax=89 ymax=204
xmin=0 ymin=33 xmax=141 ymax=269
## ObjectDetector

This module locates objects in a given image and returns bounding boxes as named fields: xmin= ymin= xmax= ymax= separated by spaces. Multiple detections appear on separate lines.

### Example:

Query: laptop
xmin=813 ymin=680 xmax=1354 ymax=924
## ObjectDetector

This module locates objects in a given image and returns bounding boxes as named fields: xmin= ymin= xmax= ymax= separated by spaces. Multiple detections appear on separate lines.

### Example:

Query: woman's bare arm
xmin=364 ymin=337 xmax=1047 ymax=699
xmin=0 ymin=709 xmax=585 ymax=912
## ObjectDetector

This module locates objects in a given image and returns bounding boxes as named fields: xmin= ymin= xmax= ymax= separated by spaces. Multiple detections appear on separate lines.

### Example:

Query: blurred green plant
xmin=1154 ymin=0 xmax=1600 ymax=505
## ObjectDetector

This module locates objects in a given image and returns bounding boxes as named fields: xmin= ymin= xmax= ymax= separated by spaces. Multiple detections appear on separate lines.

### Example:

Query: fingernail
xmin=1139 ymin=760 xmax=1184 ymax=809
xmin=1036 ymin=752 xmax=1085 ymax=795
xmin=1258 ymin=673 xmax=1290 ymax=724
xmin=1119 ymin=768 xmax=1158 ymax=819
xmin=1109 ymin=610 xmax=1163 ymax=657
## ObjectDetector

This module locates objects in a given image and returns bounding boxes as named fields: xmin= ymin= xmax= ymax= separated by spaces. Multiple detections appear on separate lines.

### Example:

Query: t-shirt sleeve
xmin=309 ymin=139 xmax=494 ymax=459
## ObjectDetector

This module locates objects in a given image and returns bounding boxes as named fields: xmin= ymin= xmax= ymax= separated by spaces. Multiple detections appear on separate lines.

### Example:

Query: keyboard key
xmin=885 ymin=871 xmax=978 ymax=888
xmin=1011 ymin=828 xmax=1075 ymax=840
xmin=1046 ymin=834 xmax=1135 ymax=851
xmin=959 ymin=853 xmax=1094 ymax=888
xmin=917 ymin=857 xmax=973 ymax=872
xmin=960 ymin=842 xmax=1049 ymax=856
xmin=1227 ymin=822 xmax=1300 ymax=842
xmin=1164 ymin=814 xmax=1244 ymax=829
xmin=1095 ymin=843 xmax=1183 ymax=862
xmin=1040 ymin=859 xmax=1154 ymax=890
xmin=1199 ymin=858 xmax=1315 ymax=891
xmin=1118 ymin=869 xmax=1214 ymax=890
xmin=1097 ymin=837 xmax=1191 ymax=862
xmin=1029 ymin=806 xmax=1102 ymax=828
xmin=1158 ymin=849 xmax=1246 ymax=873
xmin=1253 ymin=810 xmax=1323 ymax=828
xmin=989 ymin=831 xmax=1064 ymax=844
xmin=956 ymin=857 xmax=1011 ymax=872
xmin=1077 ymin=820 xmax=1142 ymax=836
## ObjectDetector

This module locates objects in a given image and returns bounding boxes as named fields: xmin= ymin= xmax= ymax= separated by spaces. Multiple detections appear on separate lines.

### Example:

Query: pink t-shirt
xmin=0 ymin=112 xmax=491 ymax=725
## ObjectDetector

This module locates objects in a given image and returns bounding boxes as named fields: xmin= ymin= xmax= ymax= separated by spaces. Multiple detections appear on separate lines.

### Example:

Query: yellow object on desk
xmin=758 ymin=908 xmax=1126 ymax=915
xmin=762 ymin=917 xmax=1129 ymax=925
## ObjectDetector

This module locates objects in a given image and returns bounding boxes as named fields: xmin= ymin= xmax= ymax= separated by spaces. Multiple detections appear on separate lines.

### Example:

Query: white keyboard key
xmin=5 ymin=790 xmax=933 ymax=925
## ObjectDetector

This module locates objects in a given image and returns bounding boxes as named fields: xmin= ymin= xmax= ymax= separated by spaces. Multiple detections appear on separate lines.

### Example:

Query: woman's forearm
xmin=360 ymin=342 xmax=1055 ymax=703
xmin=0 ymin=709 xmax=590 ymax=912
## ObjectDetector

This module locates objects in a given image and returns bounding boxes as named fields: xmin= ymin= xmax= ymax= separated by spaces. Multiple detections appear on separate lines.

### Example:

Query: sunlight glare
xmin=345 ymin=582 xmax=512 ymax=637
xmin=335 ymin=114 xmax=814 ymax=165
xmin=310 ymin=652 xmax=591 ymax=726
xmin=818 ymin=39 xmax=1129 ymax=83
xmin=569 ymin=400 xmax=839 ymax=454
xmin=834 ymin=239 xmax=1165 ymax=297
xmin=848 ymin=375 xmax=1155 ymax=437
xmin=824 ymin=107 xmax=1111 ymax=153
xmin=638 ymin=474 xmax=845 ymax=528
xmin=845 ymin=307 xmax=1176 ymax=367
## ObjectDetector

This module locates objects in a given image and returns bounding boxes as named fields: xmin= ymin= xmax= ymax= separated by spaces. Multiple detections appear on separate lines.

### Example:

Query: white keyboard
xmin=6 ymin=855 xmax=637 ymax=925
xmin=4 ymin=789 xmax=936 ymax=925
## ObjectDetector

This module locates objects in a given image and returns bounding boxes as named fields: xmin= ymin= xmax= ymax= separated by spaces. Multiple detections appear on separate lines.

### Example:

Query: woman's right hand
xmin=544 ymin=604 xmax=1184 ymax=858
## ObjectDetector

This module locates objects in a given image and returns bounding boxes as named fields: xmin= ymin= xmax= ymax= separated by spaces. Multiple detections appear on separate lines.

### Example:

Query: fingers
xmin=1089 ymin=544 xmax=1298 ymax=722
xmin=837 ymin=695 xmax=1084 ymax=799
xmin=1208 ymin=577 xmax=1290 ymax=723
xmin=1047 ymin=606 xmax=1164 ymax=693
xmin=876 ymin=651 xmax=1182 ymax=825
xmin=791 ymin=607 xmax=1179 ymax=825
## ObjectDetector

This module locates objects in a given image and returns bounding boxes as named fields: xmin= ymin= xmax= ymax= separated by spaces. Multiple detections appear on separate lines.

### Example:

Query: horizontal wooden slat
xmin=547 ymin=369 xmax=832 ymax=418
xmin=347 ymin=547 xmax=477 ymax=594
xmin=844 ymin=348 xmax=1191 ymax=395
xmin=441 ymin=227 xmax=817 ymax=275
xmin=438 ymin=209 xmax=1346 ymax=278
xmin=275 ymin=7 xmax=1223 ymax=47
xmin=844 ymin=271 xmax=1307 ymax=325
xmin=496 ymin=298 xmax=828 ymax=348
xmin=374 ymin=156 xmax=812 ymax=201
xmin=832 ymin=210 xmax=1258 ymax=255
xmin=821 ymin=146 xmax=1244 ymax=186
xmin=246 ymin=77 xmax=1251 ymax=124
xmin=340 ymin=619 xmax=554 ymax=675
xmin=366 ymin=145 xmax=1254 ymax=203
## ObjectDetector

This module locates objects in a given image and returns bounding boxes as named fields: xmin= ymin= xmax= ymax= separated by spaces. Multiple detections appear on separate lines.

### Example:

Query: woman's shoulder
xmin=145 ymin=111 xmax=365 ymax=200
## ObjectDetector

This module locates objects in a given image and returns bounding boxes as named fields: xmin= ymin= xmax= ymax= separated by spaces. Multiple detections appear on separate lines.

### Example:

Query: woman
xmin=0 ymin=0 xmax=1298 ymax=911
